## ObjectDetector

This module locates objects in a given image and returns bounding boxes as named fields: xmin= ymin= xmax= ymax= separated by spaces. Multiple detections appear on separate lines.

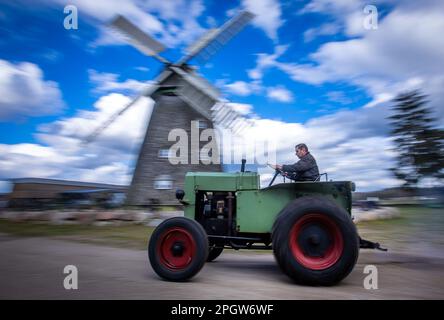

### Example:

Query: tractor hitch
xmin=359 ymin=237 xmax=388 ymax=251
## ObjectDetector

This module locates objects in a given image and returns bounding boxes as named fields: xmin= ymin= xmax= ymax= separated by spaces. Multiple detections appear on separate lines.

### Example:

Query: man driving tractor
xmin=269 ymin=143 xmax=320 ymax=181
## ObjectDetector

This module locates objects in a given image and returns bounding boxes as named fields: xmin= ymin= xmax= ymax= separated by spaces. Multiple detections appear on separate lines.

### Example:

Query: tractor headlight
xmin=351 ymin=182 xmax=356 ymax=192
xmin=176 ymin=189 xmax=185 ymax=200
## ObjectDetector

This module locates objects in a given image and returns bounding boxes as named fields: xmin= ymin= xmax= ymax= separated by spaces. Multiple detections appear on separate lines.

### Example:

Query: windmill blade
xmin=82 ymin=69 xmax=174 ymax=145
xmin=171 ymin=66 xmax=219 ymax=120
xmin=82 ymin=84 xmax=158 ymax=145
xmin=110 ymin=15 xmax=169 ymax=64
xmin=210 ymin=102 xmax=253 ymax=136
xmin=230 ymin=118 xmax=250 ymax=133
xmin=177 ymin=10 xmax=254 ymax=65
xmin=212 ymin=104 xmax=230 ymax=123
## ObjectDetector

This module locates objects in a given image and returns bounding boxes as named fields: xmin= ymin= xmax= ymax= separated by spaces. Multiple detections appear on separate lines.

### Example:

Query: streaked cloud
xmin=0 ymin=59 xmax=64 ymax=121
xmin=88 ymin=69 xmax=151 ymax=94
xmin=0 ymin=92 xmax=152 ymax=185
xmin=266 ymin=86 xmax=294 ymax=103
xmin=242 ymin=0 xmax=284 ymax=41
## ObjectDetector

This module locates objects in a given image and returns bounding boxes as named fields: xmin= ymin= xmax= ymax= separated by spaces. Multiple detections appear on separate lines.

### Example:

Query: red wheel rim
xmin=157 ymin=227 xmax=197 ymax=270
xmin=289 ymin=213 xmax=344 ymax=270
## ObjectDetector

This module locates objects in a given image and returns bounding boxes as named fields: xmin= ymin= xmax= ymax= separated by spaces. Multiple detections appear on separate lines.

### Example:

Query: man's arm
xmin=282 ymin=157 xmax=312 ymax=173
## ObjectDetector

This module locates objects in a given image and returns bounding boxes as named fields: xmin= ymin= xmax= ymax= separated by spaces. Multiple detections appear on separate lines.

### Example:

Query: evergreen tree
xmin=388 ymin=90 xmax=444 ymax=187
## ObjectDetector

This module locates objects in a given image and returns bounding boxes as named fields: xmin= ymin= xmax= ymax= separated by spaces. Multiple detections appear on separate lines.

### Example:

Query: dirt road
xmin=0 ymin=233 xmax=443 ymax=299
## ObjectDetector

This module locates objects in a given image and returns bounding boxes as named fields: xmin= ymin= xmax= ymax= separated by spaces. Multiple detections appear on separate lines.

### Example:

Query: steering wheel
xmin=268 ymin=168 xmax=300 ymax=187
xmin=268 ymin=169 xmax=285 ymax=187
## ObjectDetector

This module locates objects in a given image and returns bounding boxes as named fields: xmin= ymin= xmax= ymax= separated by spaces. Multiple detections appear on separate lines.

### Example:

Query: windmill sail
xmin=110 ymin=15 xmax=168 ymax=62
xmin=171 ymin=66 xmax=218 ymax=120
xmin=83 ymin=11 xmax=254 ymax=144
xmin=178 ymin=11 xmax=254 ymax=65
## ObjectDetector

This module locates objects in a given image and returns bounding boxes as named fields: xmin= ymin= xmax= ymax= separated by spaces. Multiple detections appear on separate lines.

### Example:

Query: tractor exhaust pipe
xmin=240 ymin=159 xmax=246 ymax=172
xmin=227 ymin=192 xmax=234 ymax=236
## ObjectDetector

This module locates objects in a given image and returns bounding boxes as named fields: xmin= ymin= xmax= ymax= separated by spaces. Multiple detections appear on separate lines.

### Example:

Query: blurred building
xmin=352 ymin=186 xmax=444 ymax=207
xmin=0 ymin=193 xmax=8 ymax=208
xmin=7 ymin=178 xmax=127 ymax=209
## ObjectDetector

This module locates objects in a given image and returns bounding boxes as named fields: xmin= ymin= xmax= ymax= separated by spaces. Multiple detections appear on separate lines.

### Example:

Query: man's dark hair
xmin=295 ymin=143 xmax=308 ymax=152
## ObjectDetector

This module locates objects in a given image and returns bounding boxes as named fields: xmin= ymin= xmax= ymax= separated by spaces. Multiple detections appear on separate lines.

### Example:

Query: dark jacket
xmin=282 ymin=152 xmax=320 ymax=181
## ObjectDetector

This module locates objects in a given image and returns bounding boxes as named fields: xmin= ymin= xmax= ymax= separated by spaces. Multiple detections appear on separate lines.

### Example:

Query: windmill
xmin=84 ymin=11 xmax=255 ymax=206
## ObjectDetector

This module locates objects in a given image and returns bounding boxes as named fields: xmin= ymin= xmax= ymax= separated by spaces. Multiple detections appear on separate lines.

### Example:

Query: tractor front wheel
xmin=272 ymin=197 xmax=359 ymax=286
xmin=148 ymin=217 xmax=208 ymax=281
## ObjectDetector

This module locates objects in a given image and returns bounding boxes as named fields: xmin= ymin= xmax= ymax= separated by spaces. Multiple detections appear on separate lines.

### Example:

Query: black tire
xmin=148 ymin=217 xmax=208 ymax=281
xmin=272 ymin=196 xmax=359 ymax=286
xmin=207 ymin=245 xmax=224 ymax=262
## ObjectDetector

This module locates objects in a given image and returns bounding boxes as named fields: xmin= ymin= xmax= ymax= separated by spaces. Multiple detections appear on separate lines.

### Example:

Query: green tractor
xmin=148 ymin=161 xmax=386 ymax=286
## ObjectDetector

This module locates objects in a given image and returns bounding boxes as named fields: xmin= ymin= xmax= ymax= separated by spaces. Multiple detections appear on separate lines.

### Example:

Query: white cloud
xmin=266 ymin=86 xmax=294 ymax=103
xmin=242 ymin=0 xmax=284 ymax=41
xmin=88 ymin=69 xmax=150 ymax=94
xmin=307 ymin=2 xmax=444 ymax=125
xmin=134 ymin=66 xmax=150 ymax=72
xmin=0 ymin=59 xmax=64 ymax=120
xmin=299 ymin=0 xmax=362 ymax=15
xmin=218 ymin=78 xmax=263 ymax=98
xmin=247 ymin=44 xmax=288 ymax=81
xmin=223 ymin=80 xmax=263 ymax=97
xmin=206 ymin=16 xmax=217 ymax=28
xmin=224 ymin=81 xmax=253 ymax=96
xmin=303 ymin=23 xmax=340 ymax=42
xmin=55 ymin=0 xmax=163 ymax=30
xmin=325 ymin=91 xmax=353 ymax=105
xmin=77 ymin=162 xmax=131 ymax=184
xmin=249 ymin=1 xmax=444 ymax=125
xmin=226 ymin=102 xmax=254 ymax=116
xmin=298 ymin=0 xmax=374 ymax=36
xmin=58 ymin=0 xmax=207 ymax=49
xmin=38 ymin=93 xmax=153 ymax=152
xmin=0 ymin=92 xmax=153 ymax=186
xmin=0 ymin=143 xmax=80 ymax=179
xmin=308 ymin=7 xmax=444 ymax=81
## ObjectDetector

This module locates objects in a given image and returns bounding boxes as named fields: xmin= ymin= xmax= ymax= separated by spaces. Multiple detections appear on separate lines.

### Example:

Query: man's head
xmin=295 ymin=143 xmax=308 ymax=159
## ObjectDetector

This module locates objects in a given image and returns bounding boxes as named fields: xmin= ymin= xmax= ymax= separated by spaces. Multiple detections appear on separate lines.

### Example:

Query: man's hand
xmin=268 ymin=163 xmax=282 ymax=170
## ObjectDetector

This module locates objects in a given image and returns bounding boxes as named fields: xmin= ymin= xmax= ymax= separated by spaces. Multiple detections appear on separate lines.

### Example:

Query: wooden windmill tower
xmin=85 ymin=11 xmax=254 ymax=206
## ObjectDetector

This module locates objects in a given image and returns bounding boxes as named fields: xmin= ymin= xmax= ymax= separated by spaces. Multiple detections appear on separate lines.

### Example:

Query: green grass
xmin=356 ymin=206 xmax=444 ymax=255
xmin=0 ymin=219 xmax=154 ymax=250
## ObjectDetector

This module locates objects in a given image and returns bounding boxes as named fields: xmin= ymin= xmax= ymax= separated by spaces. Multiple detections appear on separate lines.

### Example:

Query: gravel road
xmin=0 ymin=233 xmax=443 ymax=299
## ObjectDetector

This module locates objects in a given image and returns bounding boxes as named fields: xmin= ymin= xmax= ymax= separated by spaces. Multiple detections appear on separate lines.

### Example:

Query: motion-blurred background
xmin=0 ymin=0 xmax=443 ymax=299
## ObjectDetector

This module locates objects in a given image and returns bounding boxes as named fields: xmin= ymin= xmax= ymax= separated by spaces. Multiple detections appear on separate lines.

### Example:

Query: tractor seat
xmin=314 ymin=173 xmax=328 ymax=182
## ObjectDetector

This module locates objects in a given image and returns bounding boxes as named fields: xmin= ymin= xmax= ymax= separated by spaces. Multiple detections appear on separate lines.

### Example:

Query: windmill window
xmin=154 ymin=175 xmax=173 ymax=190
xmin=200 ymin=148 xmax=213 ymax=161
xmin=200 ymin=154 xmax=210 ymax=162
xmin=198 ymin=120 xmax=208 ymax=129
xmin=158 ymin=149 xmax=171 ymax=159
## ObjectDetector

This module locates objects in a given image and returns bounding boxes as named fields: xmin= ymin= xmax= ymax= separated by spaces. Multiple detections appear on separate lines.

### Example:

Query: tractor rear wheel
xmin=272 ymin=197 xmax=359 ymax=286
xmin=148 ymin=217 xmax=208 ymax=281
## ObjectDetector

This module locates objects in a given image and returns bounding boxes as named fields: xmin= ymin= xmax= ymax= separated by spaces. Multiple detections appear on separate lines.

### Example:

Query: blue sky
xmin=0 ymin=0 xmax=443 ymax=192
